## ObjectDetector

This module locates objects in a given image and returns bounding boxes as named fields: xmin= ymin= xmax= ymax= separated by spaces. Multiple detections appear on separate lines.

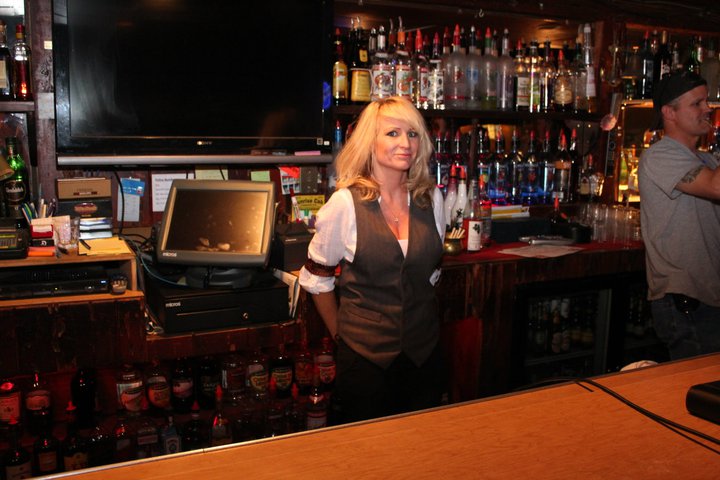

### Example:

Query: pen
xmin=80 ymin=239 xmax=92 ymax=250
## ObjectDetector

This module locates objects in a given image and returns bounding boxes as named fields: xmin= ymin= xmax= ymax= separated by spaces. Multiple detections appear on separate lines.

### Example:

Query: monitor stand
xmin=184 ymin=266 xmax=257 ymax=289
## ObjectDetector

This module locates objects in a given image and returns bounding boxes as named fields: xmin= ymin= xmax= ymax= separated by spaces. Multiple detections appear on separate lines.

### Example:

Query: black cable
xmin=577 ymin=377 xmax=720 ymax=454
xmin=113 ymin=171 xmax=125 ymax=237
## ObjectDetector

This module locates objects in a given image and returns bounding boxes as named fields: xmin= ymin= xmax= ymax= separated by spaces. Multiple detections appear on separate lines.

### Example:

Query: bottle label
xmin=294 ymin=358 xmax=314 ymax=387
xmin=370 ymin=63 xmax=393 ymax=101
xmin=0 ymin=60 xmax=8 ymax=90
xmin=5 ymin=461 xmax=32 ymax=480
xmin=120 ymin=385 xmax=144 ymax=413
xmin=515 ymin=77 xmax=530 ymax=107
xmin=315 ymin=354 xmax=336 ymax=384
xmin=163 ymin=435 xmax=181 ymax=455
xmin=394 ymin=64 xmax=413 ymax=98
xmin=4 ymin=180 xmax=27 ymax=205
xmin=0 ymin=389 xmax=21 ymax=422
xmin=428 ymin=69 xmax=444 ymax=107
xmin=271 ymin=366 xmax=293 ymax=391
xmin=247 ymin=364 xmax=268 ymax=393
xmin=350 ymin=69 xmax=371 ymax=103
xmin=415 ymin=67 xmax=429 ymax=105
xmin=332 ymin=62 xmax=348 ymax=100
xmin=172 ymin=379 xmax=193 ymax=399
xmin=25 ymin=388 xmax=51 ymax=413
xmin=467 ymin=220 xmax=482 ymax=251
xmin=63 ymin=452 xmax=89 ymax=471
xmin=147 ymin=378 xmax=171 ymax=409
xmin=36 ymin=450 xmax=59 ymax=473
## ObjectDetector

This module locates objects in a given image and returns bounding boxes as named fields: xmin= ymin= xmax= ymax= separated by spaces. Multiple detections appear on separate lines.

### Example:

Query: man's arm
xmin=676 ymin=165 xmax=720 ymax=200
xmin=311 ymin=291 xmax=339 ymax=339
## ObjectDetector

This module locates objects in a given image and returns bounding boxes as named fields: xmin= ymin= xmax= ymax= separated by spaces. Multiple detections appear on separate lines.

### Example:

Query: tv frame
xmin=156 ymin=179 xmax=277 ymax=273
xmin=51 ymin=0 xmax=334 ymax=167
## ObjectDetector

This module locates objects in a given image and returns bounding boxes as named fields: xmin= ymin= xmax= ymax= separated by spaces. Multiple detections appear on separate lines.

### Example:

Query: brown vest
xmin=337 ymin=188 xmax=443 ymax=368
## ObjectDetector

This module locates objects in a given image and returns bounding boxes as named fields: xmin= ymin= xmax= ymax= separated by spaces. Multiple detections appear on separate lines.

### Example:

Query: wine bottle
xmin=71 ymin=367 xmax=98 ymax=430
xmin=25 ymin=370 xmax=52 ymax=436
xmin=4 ymin=417 xmax=32 ymax=479
xmin=3 ymin=136 xmax=28 ymax=225
xmin=0 ymin=20 xmax=13 ymax=100
xmin=332 ymin=27 xmax=348 ymax=105
xmin=171 ymin=357 xmax=194 ymax=414
xmin=314 ymin=337 xmax=336 ymax=402
xmin=270 ymin=343 xmax=293 ymax=400
xmin=197 ymin=355 xmax=221 ymax=410
xmin=11 ymin=24 xmax=31 ymax=101
xmin=305 ymin=368 xmax=328 ymax=431
xmin=33 ymin=426 xmax=61 ymax=475
xmin=62 ymin=402 xmax=89 ymax=471
xmin=0 ymin=375 xmax=21 ymax=435
xmin=144 ymin=358 xmax=172 ymax=417
xmin=209 ymin=386 xmax=233 ymax=446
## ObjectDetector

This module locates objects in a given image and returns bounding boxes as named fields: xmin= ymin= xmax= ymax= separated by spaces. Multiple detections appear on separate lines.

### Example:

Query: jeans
xmin=651 ymin=294 xmax=720 ymax=360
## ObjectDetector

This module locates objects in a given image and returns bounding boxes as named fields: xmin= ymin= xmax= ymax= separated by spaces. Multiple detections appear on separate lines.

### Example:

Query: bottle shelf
xmin=333 ymin=104 xmax=603 ymax=123
xmin=524 ymin=348 xmax=595 ymax=367
xmin=0 ymin=100 xmax=35 ymax=113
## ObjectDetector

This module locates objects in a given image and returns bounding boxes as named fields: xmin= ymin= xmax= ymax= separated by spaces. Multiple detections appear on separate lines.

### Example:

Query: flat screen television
xmin=156 ymin=179 xmax=277 ymax=289
xmin=52 ymin=0 xmax=333 ymax=166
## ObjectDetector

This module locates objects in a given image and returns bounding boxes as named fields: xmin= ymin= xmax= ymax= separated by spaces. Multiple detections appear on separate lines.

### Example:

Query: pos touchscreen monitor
xmin=156 ymin=179 xmax=277 ymax=289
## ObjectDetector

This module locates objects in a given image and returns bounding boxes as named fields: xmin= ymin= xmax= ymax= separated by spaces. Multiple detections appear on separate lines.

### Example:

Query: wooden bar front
xmin=56 ymin=353 xmax=720 ymax=479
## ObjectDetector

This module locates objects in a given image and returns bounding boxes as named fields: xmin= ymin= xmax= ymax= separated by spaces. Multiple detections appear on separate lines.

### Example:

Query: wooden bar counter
xmin=55 ymin=354 xmax=720 ymax=479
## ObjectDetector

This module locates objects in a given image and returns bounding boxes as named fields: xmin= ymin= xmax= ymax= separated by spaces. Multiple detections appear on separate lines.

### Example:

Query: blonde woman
xmin=299 ymin=96 xmax=446 ymax=422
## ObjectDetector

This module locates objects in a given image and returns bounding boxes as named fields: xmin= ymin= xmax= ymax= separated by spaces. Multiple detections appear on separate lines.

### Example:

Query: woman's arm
xmin=311 ymin=291 xmax=339 ymax=339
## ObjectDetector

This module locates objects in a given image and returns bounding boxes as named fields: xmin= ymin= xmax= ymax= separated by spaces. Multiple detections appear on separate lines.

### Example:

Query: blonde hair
xmin=335 ymin=97 xmax=436 ymax=208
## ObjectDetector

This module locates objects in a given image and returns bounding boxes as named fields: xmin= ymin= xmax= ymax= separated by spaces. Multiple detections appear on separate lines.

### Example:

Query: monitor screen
xmin=156 ymin=179 xmax=277 ymax=288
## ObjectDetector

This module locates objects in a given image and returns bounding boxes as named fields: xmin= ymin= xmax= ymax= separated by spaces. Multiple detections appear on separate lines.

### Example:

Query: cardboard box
xmin=57 ymin=177 xmax=112 ymax=200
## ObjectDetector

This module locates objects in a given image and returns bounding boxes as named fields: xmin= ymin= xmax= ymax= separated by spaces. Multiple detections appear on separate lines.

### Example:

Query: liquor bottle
xmin=552 ymin=50 xmax=573 ymax=112
xmin=393 ymin=23 xmax=412 ymax=99
xmin=0 ymin=375 xmax=21 ymax=434
xmin=507 ymin=127 xmax=524 ymax=205
xmin=62 ymin=402 xmax=89 ymax=471
xmin=171 ymin=357 xmax=194 ymax=414
xmin=480 ymin=27 xmax=497 ymax=110
xmin=285 ymin=383 xmax=306 ymax=434
xmin=292 ymin=339 xmax=314 ymax=397
xmin=221 ymin=348 xmax=247 ymax=396
xmin=246 ymin=347 xmax=269 ymax=397
xmin=489 ymin=126 xmax=508 ymax=205
xmin=687 ymin=36 xmax=702 ymax=75
xmin=463 ymin=177 xmax=478 ymax=251
xmin=144 ymin=359 xmax=171 ymax=417
xmin=463 ymin=26 xmax=480 ymax=109
xmin=412 ymin=28 xmax=430 ymax=109
xmin=0 ymin=21 xmax=13 ymax=100
xmin=553 ymin=131 xmax=572 ymax=203
xmin=33 ymin=426 xmax=61 ymax=475
xmin=270 ymin=343 xmax=293 ymax=400
xmin=444 ymin=24 xmax=467 ymax=109
xmin=112 ymin=411 xmax=136 ymax=462
xmin=443 ymin=164 xmax=458 ymax=231
xmin=568 ymin=128 xmax=580 ymax=203
xmin=181 ymin=400 xmax=207 ymax=451
xmin=513 ymin=40 xmax=530 ymax=111
xmin=671 ymin=41 xmax=682 ymax=72
xmin=549 ymin=195 xmax=567 ymax=225
xmin=3 ymin=136 xmax=28 ymax=224
xmin=160 ymin=415 xmax=182 ymax=455
xmin=71 ymin=367 xmax=97 ymax=430
xmin=427 ymin=32 xmax=445 ymax=110
xmin=527 ymin=40 xmax=542 ymax=112
xmin=582 ymin=24 xmax=597 ymax=113
xmin=349 ymin=21 xmax=371 ymax=104
xmin=314 ymin=337 xmax=336 ymax=401
xmin=86 ymin=418 xmax=113 ymax=467
xmin=700 ymin=39 xmax=720 ymax=102
xmin=451 ymin=165 xmax=468 ymax=229
xmin=3 ymin=417 xmax=31 ymax=479
xmin=467 ymin=173 xmax=492 ymax=251
xmin=572 ymin=41 xmax=589 ymax=113
xmin=331 ymin=28 xmax=348 ymax=105
xmin=209 ymin=385 xmax=233 ymax=446
xmin=578 ymin=154 xmax=600 ymax=203
xmin=264 ymin=378 xmax=285 ymax=438
xmin=538 ymin=129 xmax=555 ymax=204
xmin=370 ymin=26 xmax=393 ymax=102
xmin=134 ymin=398 xmax=160 ymax=459
xmin=524 ymin=130 xmax=539 ymax=204
xmin=115 ymin=363 xmax=143 ymax=415
xmin=305 ymin=368 xmax=328 ymax=431
xmin=539 ymin=40 xmax=555 ymax=112
xmin=198 ymin=355 xmax=221 ymax=410
xmin=25 ymin=370 xmax=52 ymax=436
xmin=496 ymin=28 xmax=515 ymax=111
xmin=639 ymin=30 xmax=655 ymax=100
xmin=11 ymin=24 xmax=31 ymax=101
xmin=653 ymin=30 xmax=672 ymax=84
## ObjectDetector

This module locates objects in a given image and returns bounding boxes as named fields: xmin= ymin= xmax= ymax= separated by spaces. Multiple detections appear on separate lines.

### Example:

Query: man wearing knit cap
xmin=638 ymin=70 xmax=720 ymax=360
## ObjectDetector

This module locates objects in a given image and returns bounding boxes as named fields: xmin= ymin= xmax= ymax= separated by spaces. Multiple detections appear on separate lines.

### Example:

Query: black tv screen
xmin=52 ymin=0 xmax=333 ymax=166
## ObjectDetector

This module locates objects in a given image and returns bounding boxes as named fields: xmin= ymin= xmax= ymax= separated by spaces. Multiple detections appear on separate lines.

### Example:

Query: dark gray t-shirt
xmin=638 ymin=136 xmax=720 ymax=306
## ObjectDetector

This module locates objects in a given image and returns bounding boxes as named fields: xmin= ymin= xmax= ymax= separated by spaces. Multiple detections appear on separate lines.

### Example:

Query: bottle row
xmin=436 ymin=124 xmax=603 ymax=217
xmin=525 ymin=293 xmax=599 ymax=357
xmin=0 ymin=339 xmax=340 ymax=477
xmin=332 ymin=18 xmax=598 ymax=113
